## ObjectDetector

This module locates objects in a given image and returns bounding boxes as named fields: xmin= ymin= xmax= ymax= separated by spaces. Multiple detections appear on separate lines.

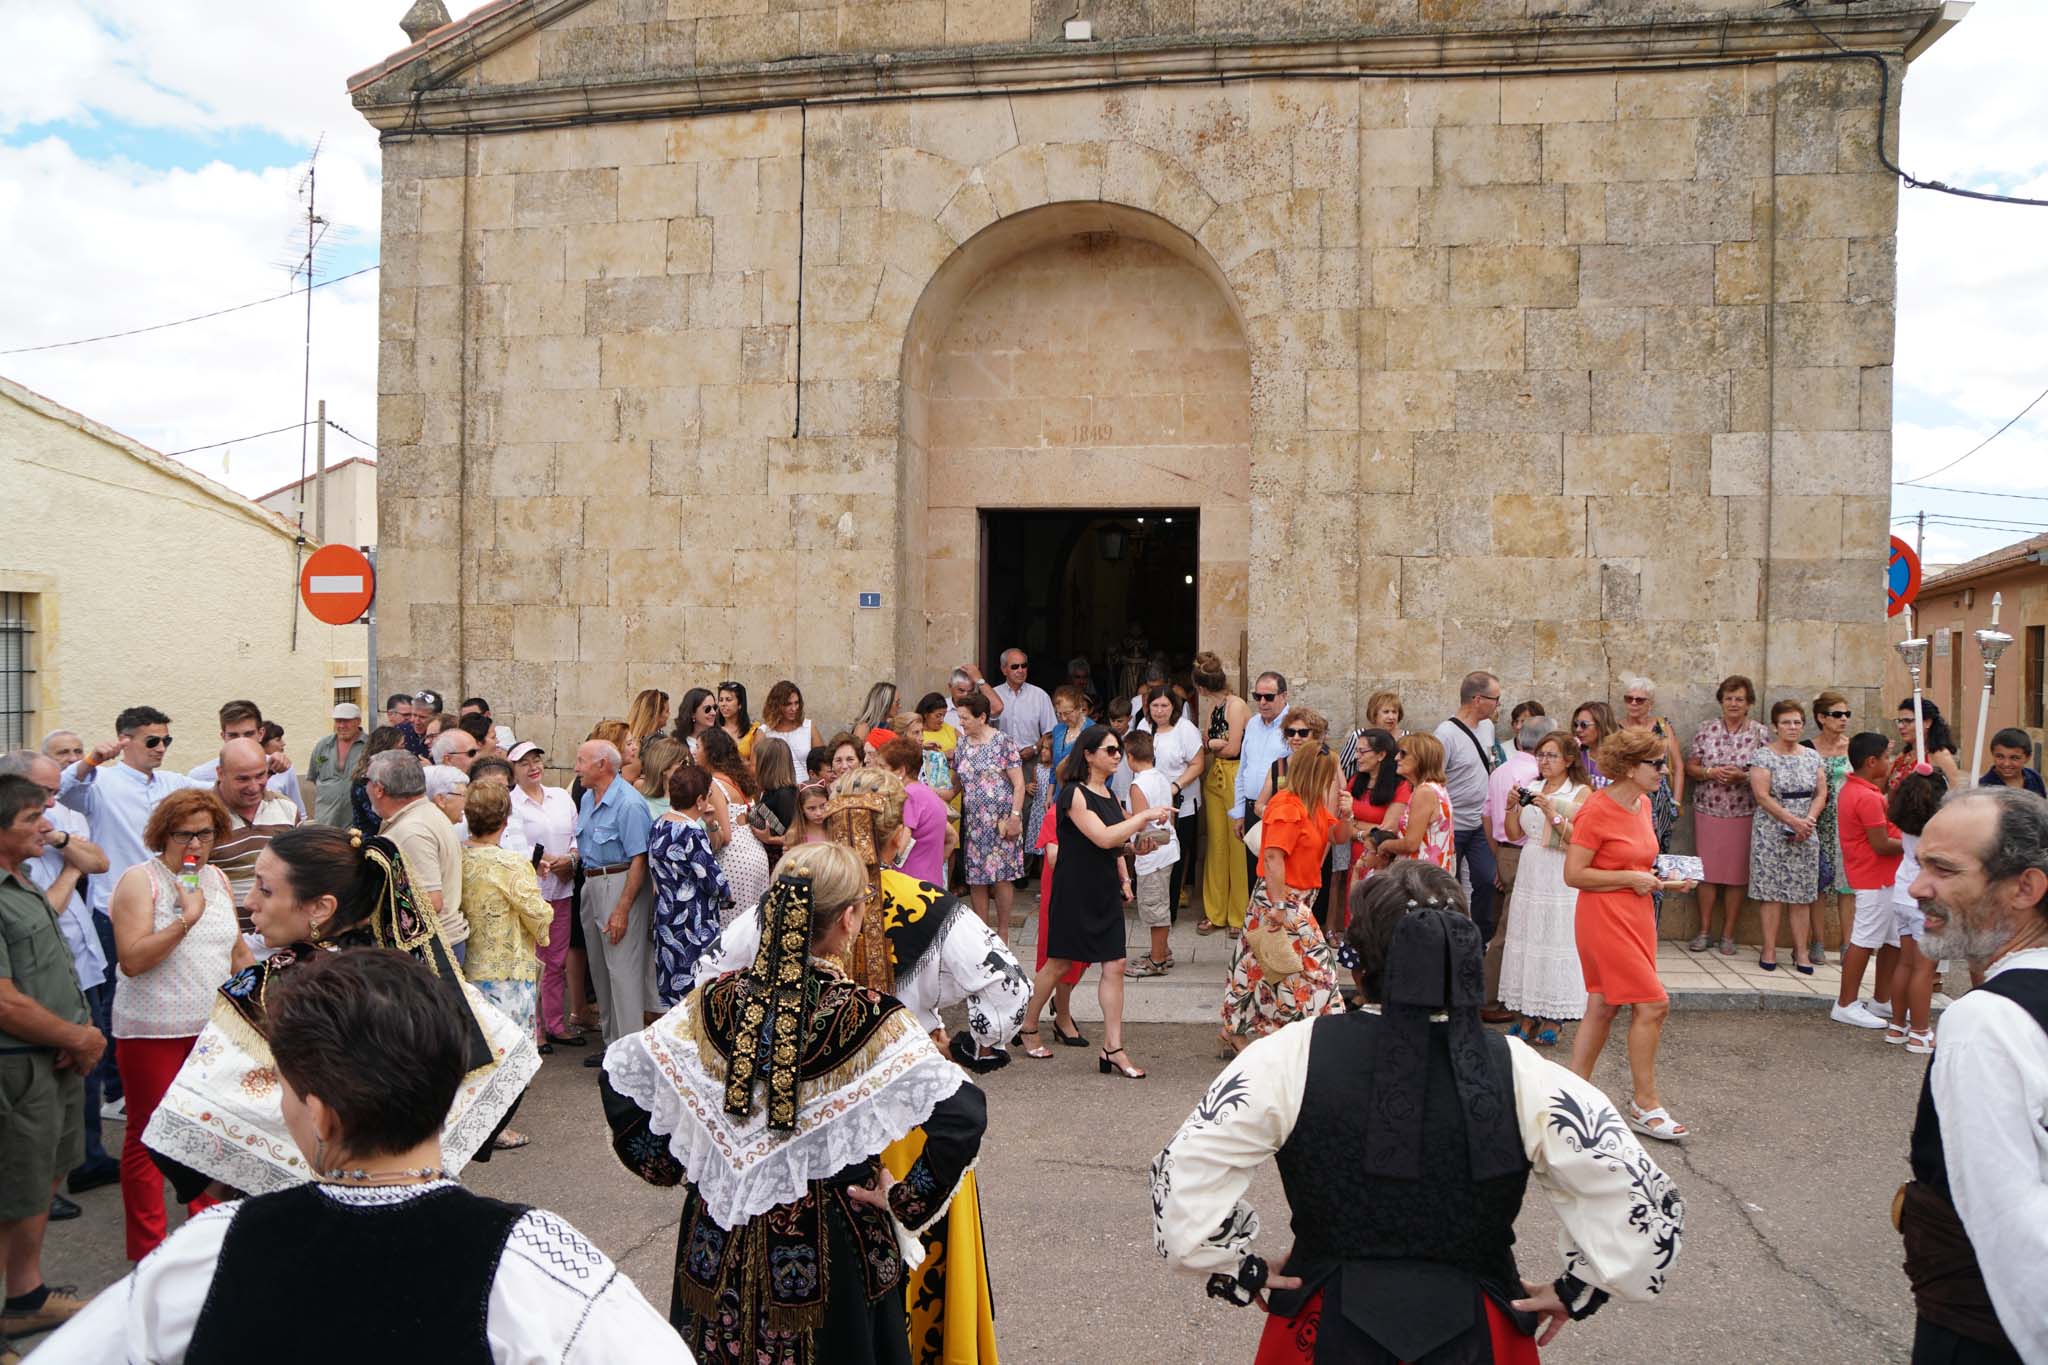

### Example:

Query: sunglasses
xmin=1823 ymin=709 xmax=1852 ymax=719
xmin=1100 ymin=745 xmax=1122 ymax=757
xmin=142 ymin=735 xmax=173 ymax=750
xmin=1623 ymin=694 xmax=1650 ymax=704
xmin=1285 ymin=727 xmax=1314 ymax=738
xmin=1571 ymin=720 xmax=1595 ymax=730
xmin=1006 ymin=662 xmax=1028 ymax=670
xmin=1395 ymin=750 xmax=1411 ymax=759
xmin=718 ymin=682 xmax=739 ymax=692
xmin=1251 ymin=691 xmax=1278 ymax=702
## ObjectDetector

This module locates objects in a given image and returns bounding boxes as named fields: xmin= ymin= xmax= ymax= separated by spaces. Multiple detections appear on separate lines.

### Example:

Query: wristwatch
xmin=53 ymin=831 xmax=71 ymax=849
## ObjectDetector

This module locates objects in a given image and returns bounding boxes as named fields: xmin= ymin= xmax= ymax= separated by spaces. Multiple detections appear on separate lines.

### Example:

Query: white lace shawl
xmin=602 ymin=988 xmax=965 ymax=1232
xmin=142 ymin=977 xmax=541 ymax=1195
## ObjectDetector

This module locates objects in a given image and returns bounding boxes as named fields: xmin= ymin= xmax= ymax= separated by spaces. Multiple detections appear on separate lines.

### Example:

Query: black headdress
xmin=722 ymin=871 xmax=819 ymax=1131
xmin=1361 ymin=906 xmax=1523 ymax=1183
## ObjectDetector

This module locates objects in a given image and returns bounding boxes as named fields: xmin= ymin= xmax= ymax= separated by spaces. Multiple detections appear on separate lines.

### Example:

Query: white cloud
xmin=1892 ymin=1 xmax=2048 ymax=559
xmin=0 ymin=2 xmax=404 ymax=500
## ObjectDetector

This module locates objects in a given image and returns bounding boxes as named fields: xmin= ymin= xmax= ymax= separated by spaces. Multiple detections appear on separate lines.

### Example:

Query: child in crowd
xmin=784 ymin=782 xmax=833 ymax=848
xmin=1885 ymin=774 xmax=1945 ymax=1054
xmin=1981 ymin=727 xmax=2047 ymax=795
xmin=1024 ymin=732 xmax=1057 ymax=873
xmin=1124 ymin=730 xmax=1180 ymax=978
xmin=1831 ymin=733 xmax=1903 ymax=1031
xmin=1107 ymin=698 xmax=1134 ymax=805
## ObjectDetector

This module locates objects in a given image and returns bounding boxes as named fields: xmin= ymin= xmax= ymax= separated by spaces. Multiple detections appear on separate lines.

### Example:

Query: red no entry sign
xmin=300 ymin=544 xmax=375 ymax=625
xmin=1887 ymin=535 xmax=1921 ymax=619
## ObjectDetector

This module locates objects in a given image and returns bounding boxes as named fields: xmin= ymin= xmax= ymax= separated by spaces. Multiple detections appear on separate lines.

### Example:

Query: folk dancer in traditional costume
xmin=39 ymin=949 xmax=685 ymax=1363
xmin=140 ymin=827 xmax=539 ymax=1199
xmin=692 ymin=768 xmax=1026 ymax=1363
xmin=602 ymin=843 xmax=989 ymax=1364
xmin=1153 ymin=860 xmax=1684 ymax=1364
xmin=1895 ymin=787 xmax=2048 ymax=1364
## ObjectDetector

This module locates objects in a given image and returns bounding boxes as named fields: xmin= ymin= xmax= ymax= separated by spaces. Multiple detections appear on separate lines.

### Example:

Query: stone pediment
xmin=349 ymin=0 xmax=1959 ymax=131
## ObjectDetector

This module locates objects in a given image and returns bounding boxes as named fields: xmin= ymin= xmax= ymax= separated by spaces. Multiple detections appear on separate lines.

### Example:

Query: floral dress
xmin=1747 ymin=746 xmax=1823 ymax=904
xmin=1813 ymin=750 xmax=1852 ymax=895
xmin=1221 ymin=792 xmax=1343 ymax=1040
xmin=957 ymin=731 xmax=1025 ymax=885
xmin=648 ymin=816 xmax=730 ymax=1006
xmin=1401 ymin=780 xmax=1456 ymax=872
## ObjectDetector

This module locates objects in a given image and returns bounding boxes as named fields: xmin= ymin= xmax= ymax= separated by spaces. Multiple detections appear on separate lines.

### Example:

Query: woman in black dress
xmin=1018 ymin=724 xmax=1172 ymax=1078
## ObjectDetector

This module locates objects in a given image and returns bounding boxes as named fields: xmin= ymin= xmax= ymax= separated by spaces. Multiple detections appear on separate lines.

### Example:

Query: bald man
xmin=209 ymin=739 xmax=300 ymax=928
xmin=574 ymin=740 xmax=652 ymax=1056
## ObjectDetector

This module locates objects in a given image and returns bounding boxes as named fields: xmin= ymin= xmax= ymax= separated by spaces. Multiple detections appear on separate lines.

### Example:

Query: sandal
xmin=1533 ymin=1026 xmax=1560 ymax=1047
xmin=493 ymin=1131 xmax=531 ymax=1151
xmin=1052 ymin=1020 xmax=1090 ymax=1047
xmin=1018 ymin=1028 xmax=1053 ymax=1060
xmin=1906 ymin=1028 xmax=1936 ymax=1056
xmin=1685 ymin=931 xmax=1713 ymax=952
xmin=1717 ymin=937 xmax=1737 ymax=956
xmin=1195 ymin=921 xmax=1220 ymax=936
xmin=1125 ymin=956 xmax=1171 ymax=978
xmin=1627 ymin=1101 xmax=1688 ymax=1142
xmin=1883 ymin=1021 xmax=1910 ymax=1046
xmin=1099 ymin=1047 xmax=1146 ymax=1079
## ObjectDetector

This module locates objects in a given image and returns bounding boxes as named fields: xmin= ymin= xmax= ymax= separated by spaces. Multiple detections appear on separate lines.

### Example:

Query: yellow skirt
xmin=884 ymin=1131 xmax=998 ymax=1365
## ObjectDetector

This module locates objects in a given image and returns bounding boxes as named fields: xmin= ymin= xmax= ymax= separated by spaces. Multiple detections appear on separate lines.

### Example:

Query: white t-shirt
xmin=1131 ymin=769 xmax=1180 ymax=875
xmin=1138 ymin=715 xmax=1204 ymax=818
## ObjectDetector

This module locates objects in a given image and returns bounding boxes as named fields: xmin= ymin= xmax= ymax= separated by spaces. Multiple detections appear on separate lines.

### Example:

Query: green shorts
xmin=0 ymin=1052 xmax=84 ymax=1220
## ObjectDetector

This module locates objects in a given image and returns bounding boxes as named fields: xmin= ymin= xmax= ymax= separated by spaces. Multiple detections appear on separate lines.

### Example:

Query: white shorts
xmin=1892 ymin=888 xmax=1926 ymax=941
xmin=1849 ymin=888 xmax=1898 ymax=950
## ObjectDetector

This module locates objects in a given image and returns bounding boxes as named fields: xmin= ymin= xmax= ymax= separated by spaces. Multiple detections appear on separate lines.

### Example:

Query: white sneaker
xmin=100 ymin=1096 xmax=126 ymax=1122
xmin=1866 ymin=999 xmax=1893 ymax=1020
xmin=1830 ymin=1001 xmax=1886 ymax=1030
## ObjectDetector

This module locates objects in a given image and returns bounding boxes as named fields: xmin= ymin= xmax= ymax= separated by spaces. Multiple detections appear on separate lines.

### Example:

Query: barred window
xmin=0 ymin=593 xmax=33 ymax=751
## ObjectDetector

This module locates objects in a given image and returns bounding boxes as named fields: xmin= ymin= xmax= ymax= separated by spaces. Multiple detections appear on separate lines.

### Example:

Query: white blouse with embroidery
xmin=1151 ymin=1014 xmax=1684 ymax=1302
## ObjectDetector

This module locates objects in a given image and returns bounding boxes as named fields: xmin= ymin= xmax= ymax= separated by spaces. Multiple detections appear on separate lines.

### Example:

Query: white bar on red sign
xmin=309 ymin=575 xmax=365 ymax=594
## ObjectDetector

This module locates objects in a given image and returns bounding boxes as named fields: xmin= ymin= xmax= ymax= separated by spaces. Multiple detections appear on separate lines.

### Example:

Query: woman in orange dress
xmin=1564 ymin=728 xmax=1698 ymax=1144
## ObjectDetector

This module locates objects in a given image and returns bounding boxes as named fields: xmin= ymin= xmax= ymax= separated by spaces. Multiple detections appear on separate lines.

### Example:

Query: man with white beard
xmin=1897 ymin=786 xmax=2048 ymax=1365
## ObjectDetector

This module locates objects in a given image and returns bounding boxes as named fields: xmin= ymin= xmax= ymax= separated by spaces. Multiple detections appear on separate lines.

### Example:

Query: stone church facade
xmin=351 ymin=0 xmax=1960 ymax=753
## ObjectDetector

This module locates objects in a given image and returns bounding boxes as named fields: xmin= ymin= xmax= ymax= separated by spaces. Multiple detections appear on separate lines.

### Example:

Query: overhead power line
xmin=324 ymin=419 xmax=379 ymax=453
xmin=1897 ymin=483 xmax=2048 ymax=502
xmin=0 ymin=265 xmax=379 ymax=357
xmin=164 ymin=421 xmax=312 ymax=457
xmin=1895 ymin=383 xmax=2048 ymax=486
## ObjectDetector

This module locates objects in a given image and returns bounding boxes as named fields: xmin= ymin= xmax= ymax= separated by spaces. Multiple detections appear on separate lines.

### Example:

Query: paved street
xmin=35 ymin=1007 xmax=1927 ymax=1363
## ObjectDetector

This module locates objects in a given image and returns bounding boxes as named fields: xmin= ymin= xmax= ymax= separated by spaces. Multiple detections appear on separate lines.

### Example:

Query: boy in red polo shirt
xmin=1831 ymin=732 xmax=1904 ymax=1029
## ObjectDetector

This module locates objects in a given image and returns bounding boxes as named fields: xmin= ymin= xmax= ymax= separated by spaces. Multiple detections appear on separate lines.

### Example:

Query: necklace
xmin=316 ymin=1164 xmax=447 ymax=1185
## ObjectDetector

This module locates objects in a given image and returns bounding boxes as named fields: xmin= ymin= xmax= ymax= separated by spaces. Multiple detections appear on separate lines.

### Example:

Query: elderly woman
xmin=1619 ymin=678 xmax=1684 ymax=849
xmin=509 ymin=742 xmax=584 ymax=1050
xmin=48 ymin=950 xmax=682 ymax=1362
xmin=347 ymin=724 xmax=405 ymax=835
xmin=108 ymin=789 xmax=241 ymax=1261
xmin=1221 ymin=747 xmax=1351 ymax=1053
xmin=1684 ymin=675 xmax=1770 ymax=956
xmin=1154 ymin=860 xmax=1684 ymax=1364
xmin=953 ymin=693 xmax=1026 ymax=944
xmin=424 ymin=763 xmax=469 ymax=824
xmin=601 ymin=843 xmax=988 ymax=1360
xmin=1748 ymin=700 xmax=1827 ymax=974
xmin=1498 ymin=732 xmax=1593 ymax=1047
xmin=1565 ymin=730 xmax=1697 ymax=1143
xmin=460 ymin=781 xmax=552 ymax=1148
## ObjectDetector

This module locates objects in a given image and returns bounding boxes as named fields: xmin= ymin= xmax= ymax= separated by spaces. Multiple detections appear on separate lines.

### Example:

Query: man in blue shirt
xmin=1231 ymin=671 xmax=1292 ymax=841
xmin=575 ymin=739 xmax=653 ymax=1062
xmin=1982 ymin=728 xmax=2048 ymax=797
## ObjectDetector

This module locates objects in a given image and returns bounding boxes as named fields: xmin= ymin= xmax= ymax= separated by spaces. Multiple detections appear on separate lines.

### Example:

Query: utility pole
xmin=1916 ymin=509 xmax=1924 ymax=562
xmin=315 ymin=398 xmax=327 ymax=545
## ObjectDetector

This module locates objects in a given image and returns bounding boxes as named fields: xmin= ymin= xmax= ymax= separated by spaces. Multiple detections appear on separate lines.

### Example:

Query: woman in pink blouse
xmin=1684 ymin=675 xmax=1771 ymax=956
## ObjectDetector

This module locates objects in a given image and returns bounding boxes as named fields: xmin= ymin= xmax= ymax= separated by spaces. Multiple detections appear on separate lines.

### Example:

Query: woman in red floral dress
xmin=1220 ymin=748 xmax=1353 ymax=1052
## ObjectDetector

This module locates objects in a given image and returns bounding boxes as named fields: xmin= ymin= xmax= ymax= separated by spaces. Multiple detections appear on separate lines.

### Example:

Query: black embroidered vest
xmin=185 ymin=1184 xmax=527 ymax=1364
xmin=1901 ymin=966 xmax=2048 ymax=1353
xmin=1271 ymin=1012 xmax=1531 ymax=1362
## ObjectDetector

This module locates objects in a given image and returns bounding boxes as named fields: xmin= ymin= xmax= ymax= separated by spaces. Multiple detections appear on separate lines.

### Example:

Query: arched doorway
xmin=898 ymin=203 xmax=1251 ymax=695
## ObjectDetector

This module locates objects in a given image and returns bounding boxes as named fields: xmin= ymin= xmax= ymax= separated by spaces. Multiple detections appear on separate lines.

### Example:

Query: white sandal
xmin=1905 ymin=1028 xmax=1936 ymax=1056
xmin=1883 ymin=1021 xmax=1910 ymax=1046
xmin=1627 ymin=1101 xmax=1689 ymax=1142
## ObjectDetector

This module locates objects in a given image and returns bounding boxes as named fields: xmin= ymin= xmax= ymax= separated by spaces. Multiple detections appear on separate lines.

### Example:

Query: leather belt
xmin=585 ymin=860 xmax=635 ymax=876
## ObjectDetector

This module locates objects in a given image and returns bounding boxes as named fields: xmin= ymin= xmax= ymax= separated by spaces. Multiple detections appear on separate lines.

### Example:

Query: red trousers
xmin=116 ymin=1035 xmax=214 ymax=1261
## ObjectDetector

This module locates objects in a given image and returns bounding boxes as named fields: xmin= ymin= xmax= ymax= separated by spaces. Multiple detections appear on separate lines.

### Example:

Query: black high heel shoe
xmin=1099 ymin=1047 xmax=1145 ymax=1079
xmin=1052 ymin=1020 xmax=1089 ymax=1047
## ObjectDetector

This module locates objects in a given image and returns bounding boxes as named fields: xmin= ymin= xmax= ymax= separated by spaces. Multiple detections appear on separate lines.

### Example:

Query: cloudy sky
xmin=1 ymin=1 xmax=2042 ymax=567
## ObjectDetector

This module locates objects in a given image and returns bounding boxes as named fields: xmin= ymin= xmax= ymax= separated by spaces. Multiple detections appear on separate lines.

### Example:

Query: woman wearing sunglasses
xmin=1805 ymin=690 xmax=1856 ymax=967
xmin=1018 ymin=725 xmax=1171 ymax=1077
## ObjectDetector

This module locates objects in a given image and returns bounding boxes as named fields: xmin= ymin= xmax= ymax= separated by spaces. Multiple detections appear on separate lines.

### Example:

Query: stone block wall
xmin=369 ymin=1 xmax=1906 ymax=766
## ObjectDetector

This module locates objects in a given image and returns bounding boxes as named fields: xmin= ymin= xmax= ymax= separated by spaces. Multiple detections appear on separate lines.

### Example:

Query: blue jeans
xmin=93 ymin=911 xmax=122 ymax=1101
xmin=80 ymin=982 xmax=112 ymax=1165
xmin=1454 ymin=825 xmax=1498 ymax=943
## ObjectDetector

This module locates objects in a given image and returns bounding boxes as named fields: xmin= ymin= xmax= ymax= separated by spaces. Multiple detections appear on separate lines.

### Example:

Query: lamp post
xmin=1895 ymin=607 xmax=1930 ymax=772
xmin=1968 ymin=592 xmax=2014 ymax=785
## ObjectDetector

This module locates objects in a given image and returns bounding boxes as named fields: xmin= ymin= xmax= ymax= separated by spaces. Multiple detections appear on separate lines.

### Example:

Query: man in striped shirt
xmin=208 ymin=739 xmax=300 ymax=931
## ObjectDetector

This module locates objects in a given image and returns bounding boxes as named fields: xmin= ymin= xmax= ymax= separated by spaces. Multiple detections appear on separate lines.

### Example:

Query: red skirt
xmin=1253 ymin=1291 xmax=1540 ymax=1365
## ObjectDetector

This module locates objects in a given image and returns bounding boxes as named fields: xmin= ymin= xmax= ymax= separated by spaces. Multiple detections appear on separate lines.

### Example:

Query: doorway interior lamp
xmin=1895 ymin=606 xmax=1932 ymax=775
xmin=1967 ymin=592 xmax=2014 ymax=785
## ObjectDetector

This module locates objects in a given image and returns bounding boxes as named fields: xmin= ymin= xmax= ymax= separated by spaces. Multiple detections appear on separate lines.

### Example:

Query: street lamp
xmin=1968 ymin=592 xmax=2014 ymax=785
xmin=1895 ymin=607 xmax=1931 ymax=772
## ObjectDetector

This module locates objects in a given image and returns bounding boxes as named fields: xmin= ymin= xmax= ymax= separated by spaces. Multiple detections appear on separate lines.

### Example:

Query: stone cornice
xmin=350 ymin=1 xmax=1948 ymax=134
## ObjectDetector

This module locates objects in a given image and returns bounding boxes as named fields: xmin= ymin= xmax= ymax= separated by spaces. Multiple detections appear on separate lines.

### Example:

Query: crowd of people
xmin=1 ymin=654 xmax=2044 ymax=1364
